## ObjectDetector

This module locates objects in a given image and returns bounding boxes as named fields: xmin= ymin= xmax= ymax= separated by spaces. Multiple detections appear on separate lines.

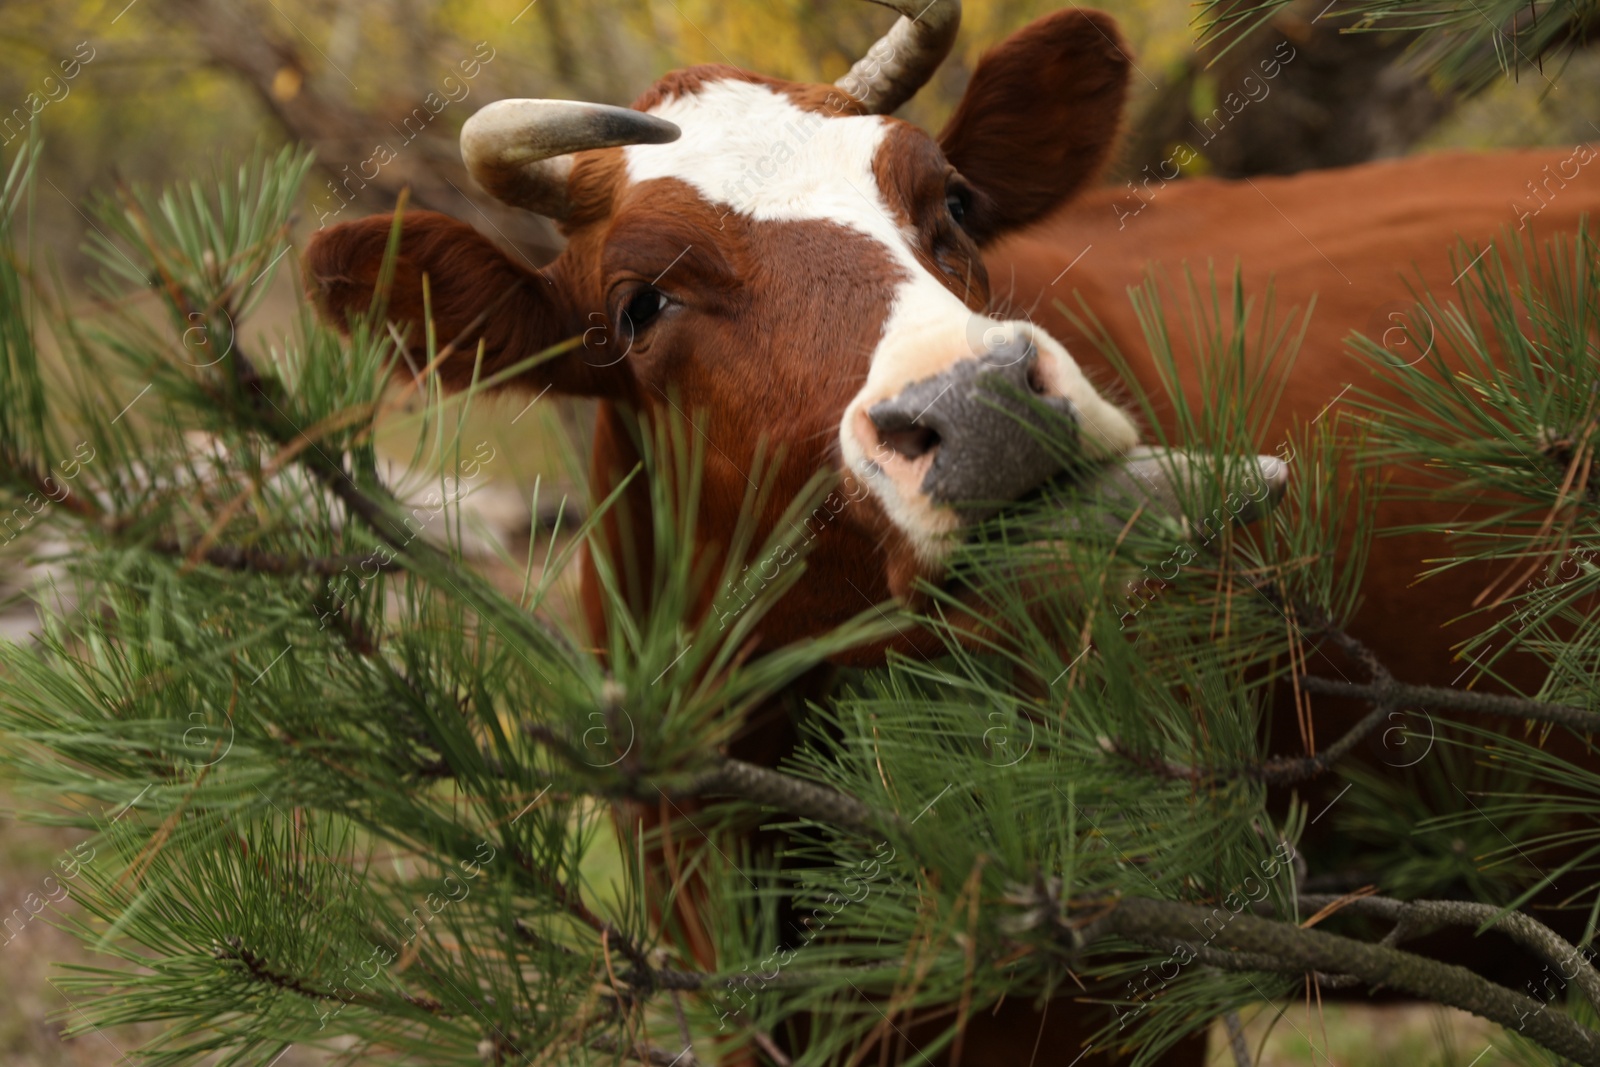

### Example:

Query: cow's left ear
xmin=938 ymin=9 xmax=1130 ymax=244
xmin=305 ymin=210 xmax=628 ymax=399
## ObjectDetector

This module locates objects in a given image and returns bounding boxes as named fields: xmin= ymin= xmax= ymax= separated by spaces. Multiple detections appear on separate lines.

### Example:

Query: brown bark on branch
xmin=1299 ymin=893 xmax=1600 ymax=1014
xmin=522 ymin=720 xmax=900 ymax=839
xmin=218 ymin=934 xmax=446 ymax=1014
xmin=1096 ymin=896 xmax=1600 ymax=1065
xmin=683 ymin=758 xmax=895 ymax=839
xmin=1297 ymin=675 xmax=1600 ymax=734
xmin=589 ymin=1034 xmax=702 ymax=1067
xmin=147 ymin=538 xmax=404 ymax=576
xmin=1110 ymin=584 xmax=1600 ymax=786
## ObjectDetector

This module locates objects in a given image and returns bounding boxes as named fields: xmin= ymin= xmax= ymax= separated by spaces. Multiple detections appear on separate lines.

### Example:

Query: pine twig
xmin=506 ymin=843 xmax=653 ymax=975
xmin=146 ymin=537 xmax=404 ymax=577
xmin=1296 ymin=675 xmax=1600 ymax=734
xmin=524 ymin=719 xmax=898 ymax=839
xmin=1103 ymin=592 xmax=1600 ymax=787
xmin=1223 ymin=1010 xmax=1252 ymax=1067
xmin=1298 ymin=893 xmax=1600 ymax=1014
xmin=589 ymin=1033 xmax=702 ymax=1066
xmin=670 ymin=989 xmax=698 ymax=1067
xmin=750 ymin=1028 xmax=794 ymax=1066
xmin=216 ymin=935 xmax=445 ymax=1014
xmin=192 ymin=324 xmax=580 ymax=667
xmin=1092 ymin=896 xmax=1600 ymax=1066
xmin=3 ymin=451 xmax=101 ymax=521
xmin=683 ymin=758 xmax=896 ymax=838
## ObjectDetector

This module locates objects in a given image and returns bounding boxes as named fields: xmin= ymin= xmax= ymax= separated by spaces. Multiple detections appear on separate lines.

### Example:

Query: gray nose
xmin=866 ymin=337 xmax=1078 ymax=515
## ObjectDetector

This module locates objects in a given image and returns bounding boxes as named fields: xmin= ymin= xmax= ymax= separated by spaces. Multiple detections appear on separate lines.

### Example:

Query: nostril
xmin=1025 ymin=359 xmax=1049 ymax=395
xmin=881 ymin=424 xmax=941 ymax=460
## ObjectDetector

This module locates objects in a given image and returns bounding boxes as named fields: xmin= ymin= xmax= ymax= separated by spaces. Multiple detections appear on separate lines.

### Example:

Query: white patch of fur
xmin=625 ymin=79 xmax=1138 ymax=564
xmin=625 ymin=79 xmax=890 ymax=229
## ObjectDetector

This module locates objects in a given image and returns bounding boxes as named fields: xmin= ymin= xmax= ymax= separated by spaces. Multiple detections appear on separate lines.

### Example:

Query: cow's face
xmin=306 ymin=9 xmax=1137 ymax=608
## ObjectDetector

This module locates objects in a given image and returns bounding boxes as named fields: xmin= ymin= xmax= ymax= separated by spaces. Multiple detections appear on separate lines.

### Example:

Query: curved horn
xmin=836 ymin=0 xmax=962 ymax=115
xmin=460 ymin=99 xmax=681 ymax=220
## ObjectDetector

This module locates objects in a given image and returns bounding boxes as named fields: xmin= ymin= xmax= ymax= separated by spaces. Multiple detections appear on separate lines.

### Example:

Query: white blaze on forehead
xmin=625 ymin=79 xmax=886 ymax=226
xmin=621 ymin=80 xmax=968 ymax=315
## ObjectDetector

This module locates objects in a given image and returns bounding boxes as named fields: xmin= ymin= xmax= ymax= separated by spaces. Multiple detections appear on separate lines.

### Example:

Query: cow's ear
xmin=305 ymin=211 xmax=620 ymax=397
xmin=938 ymin=10 xmax=1130 ymax=244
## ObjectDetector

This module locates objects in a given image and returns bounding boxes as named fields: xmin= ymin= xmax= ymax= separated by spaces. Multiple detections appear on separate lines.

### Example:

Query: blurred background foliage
xmin=4 ymin=0 xmax=1598 ymax=280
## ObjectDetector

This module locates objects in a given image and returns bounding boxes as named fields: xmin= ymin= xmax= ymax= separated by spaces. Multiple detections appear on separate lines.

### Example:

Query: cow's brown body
xmin=1008 ymin=146 xmax=1600 ymax=693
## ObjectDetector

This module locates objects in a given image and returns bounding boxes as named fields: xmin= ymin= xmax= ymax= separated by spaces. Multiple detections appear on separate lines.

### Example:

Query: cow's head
xmin=306 ymin=3 xmax=1143 ymax=649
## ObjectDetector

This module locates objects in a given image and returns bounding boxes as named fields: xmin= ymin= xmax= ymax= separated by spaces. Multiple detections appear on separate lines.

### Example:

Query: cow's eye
xmin=945 ymin=188 xmax=969 ymax=228
xmin=622 ymin=286 xmax=669 ymax=331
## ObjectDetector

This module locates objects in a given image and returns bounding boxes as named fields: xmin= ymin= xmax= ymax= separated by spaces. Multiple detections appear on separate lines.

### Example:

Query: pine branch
xmin=507 ymin=843 xmax=653 ymax=975
xmin=216 ymin=935 xmax=446 ymax=1015
xmin=105 ymin=193 xmax=427 ymax=575
xmin=1296 ymin=676 xmax=1600 ymax=734
xmin=1088 ymin=896 xmax=1600 ymax=1065
xmin=589 ymin=1033 xmax=702 ymax=1066
xmin=1261 ymin=600 xmax=1600 ymax=779
xmin=1246 ymin=705 xmax=1390 ymax=787
xmin=517 ymin=698 xmax=1600 ymax=1067
xmin=1299 ymin=893 xmax=1600 ymax=1014
xmin=0 ymin=448 xmax=101 ymax=521
xmin=618 ymin=961 xmax=896 ymax=994
xmin=1281 ymin=589 xmax=1598 ymax=730
xmin=513 ymin=918 xmax=585 ymax=960
xmin=1223 ymin=1010 xmax=1253 ymax=1067
xmin=749 ymin=1028 xmax=792 ymax=1067
xmin=2 ymin=428 xmax=398 ymax=584
xmin=145 ymin=538 xmax=405 ymax=577
xmin=524 ymin=720 xmax=898 ymax=838
xmin=171 ymin=309 xmax=581 ymax=669
xmin=5 ymin=490 xmax=401 ymax=581
xmin=1106 ymin=591 xmax=1600 ymax=787
xmin=681 ymin=758 xmax=893 ymax=838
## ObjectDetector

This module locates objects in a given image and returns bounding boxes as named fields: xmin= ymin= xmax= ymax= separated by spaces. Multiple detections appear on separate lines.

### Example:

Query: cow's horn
xmin=838 ymin=0 xmax=962 ymax=115
xmin=460 ymin=99 xmax=681 ymax=220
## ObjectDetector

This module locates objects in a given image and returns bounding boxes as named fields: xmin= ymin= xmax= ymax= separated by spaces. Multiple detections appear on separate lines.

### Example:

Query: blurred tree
xmin=155 ymin=0 xmax=562 ymax=258
xmin=1116 ymin=1 xmax=1458 ymax=181
xmin=0 ymin=0 xmax=1591 ymax=277
xmin=1118 ymin=0 xmax=1600 ymax=179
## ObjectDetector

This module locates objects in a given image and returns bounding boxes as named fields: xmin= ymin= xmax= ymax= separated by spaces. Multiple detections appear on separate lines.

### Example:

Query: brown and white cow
xmin=306 ymin=3 xmax=1164 ymax=661
xmin=306 ymin=1 xmax=1600 ymax=1061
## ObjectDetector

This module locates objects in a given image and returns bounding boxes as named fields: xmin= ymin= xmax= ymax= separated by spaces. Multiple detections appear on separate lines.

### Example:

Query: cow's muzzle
xmin=865 ymin=336 xmax=1075 ymax=520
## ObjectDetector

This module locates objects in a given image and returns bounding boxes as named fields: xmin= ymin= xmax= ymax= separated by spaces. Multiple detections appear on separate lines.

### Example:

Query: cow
xmin=304 ymin=1 xmax=1600 ymax=1061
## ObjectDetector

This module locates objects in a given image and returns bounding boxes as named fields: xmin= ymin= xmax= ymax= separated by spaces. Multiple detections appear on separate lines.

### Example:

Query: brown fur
xmin=995 ymin=146 xmax=1600 ymax=694
xmin=939 ymin=10 xmax=1132 ymax=243
xmin=873 ymin=122 xmax=992 ymax=310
